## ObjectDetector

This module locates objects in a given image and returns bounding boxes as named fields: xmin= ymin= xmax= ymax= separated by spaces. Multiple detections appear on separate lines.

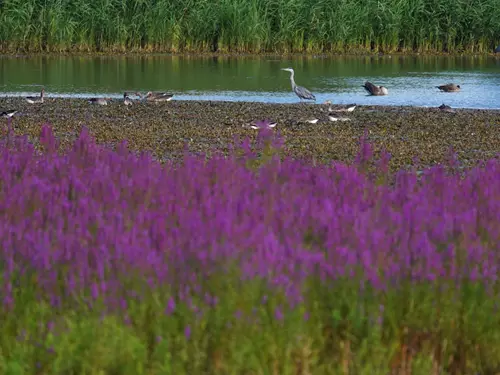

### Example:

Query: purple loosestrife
xmin=0 ymin=125 xmax=499 ymax=315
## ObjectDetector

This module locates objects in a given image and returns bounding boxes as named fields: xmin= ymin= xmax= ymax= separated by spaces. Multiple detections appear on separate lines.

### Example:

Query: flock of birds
xmin=0 ymin=90 xmax=173 ymax=119
xmin=1 ymin=67 xmax=461 ymax=122
xmin=280 ymin=67 xmax=461 ymax=102
xmin=247 ymin=68 xmax=460 ymax=127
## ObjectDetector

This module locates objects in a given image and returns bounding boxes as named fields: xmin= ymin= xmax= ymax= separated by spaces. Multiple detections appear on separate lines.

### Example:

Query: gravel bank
xmin=1 ymin=97 xmax=499 ymax=171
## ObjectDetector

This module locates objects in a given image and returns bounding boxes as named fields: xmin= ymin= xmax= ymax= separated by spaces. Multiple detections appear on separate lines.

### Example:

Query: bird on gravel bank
xmin=1 ymin=110 xmax=18 ymax=118
xmin=25 ymin=88 xmax=45 ymax=104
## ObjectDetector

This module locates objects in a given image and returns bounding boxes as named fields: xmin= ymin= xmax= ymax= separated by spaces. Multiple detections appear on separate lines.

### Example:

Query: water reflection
xmin=0 ymin=55 xmax=499 ymax=109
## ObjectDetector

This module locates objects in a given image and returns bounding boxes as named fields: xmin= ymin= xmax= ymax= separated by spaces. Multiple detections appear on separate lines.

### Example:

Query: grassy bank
xmin=1 ymin=124 xmax=500 ymax=374
xmin=0 ymin=0 xmax=499 ymax=54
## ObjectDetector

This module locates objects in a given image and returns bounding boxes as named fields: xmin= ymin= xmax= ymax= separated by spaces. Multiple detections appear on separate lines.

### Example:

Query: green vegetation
xmin=0 ymin=0 xmax=498 ymax=54
xmin=4 ymin=278 xmax=500 ymax=374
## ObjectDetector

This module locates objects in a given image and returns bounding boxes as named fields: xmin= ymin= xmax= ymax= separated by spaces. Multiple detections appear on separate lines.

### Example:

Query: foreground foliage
xmin=0 ymin=0 xmax=498 ymax=53
xmin=1 ymin=124 xmax=500 ymax=374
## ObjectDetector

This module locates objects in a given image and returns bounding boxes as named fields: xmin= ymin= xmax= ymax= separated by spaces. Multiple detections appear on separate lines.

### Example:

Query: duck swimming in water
xmin=436 ymin=83 xmax=461 ymax=92
xmin=362 ymin=81 xmax=388 ymax=96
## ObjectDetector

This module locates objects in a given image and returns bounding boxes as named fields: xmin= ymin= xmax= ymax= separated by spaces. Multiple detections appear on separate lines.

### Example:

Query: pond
xmin=0 ymin=54 xmax=499 ymax=109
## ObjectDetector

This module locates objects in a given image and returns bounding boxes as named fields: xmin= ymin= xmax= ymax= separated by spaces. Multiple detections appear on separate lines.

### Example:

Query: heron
xmin=495 ymin=46 xmax=500 ymax=53
xmin=436 ymin=83 xmax=460 ymax=92
xmin=26 ymin=88 xmax=45 ymax=104
xmin=362 ymin=81 xmax=388 ymax=96
xmin=281 ymin=68 xmax=316 ymax=102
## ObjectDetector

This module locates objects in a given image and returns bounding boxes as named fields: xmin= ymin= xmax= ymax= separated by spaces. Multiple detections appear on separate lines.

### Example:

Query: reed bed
xmin=0 ymin=0 xmax=498 ymax=54
xmin=1 ymin=124 xmax=500 ymax=374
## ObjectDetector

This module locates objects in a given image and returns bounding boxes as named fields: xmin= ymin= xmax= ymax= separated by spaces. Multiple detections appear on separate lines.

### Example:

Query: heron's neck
xmin=289 ymin=72 xmax=296 ymax=88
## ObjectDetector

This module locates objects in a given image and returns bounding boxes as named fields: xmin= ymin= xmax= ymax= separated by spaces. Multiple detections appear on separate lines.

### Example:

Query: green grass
xmin=0 ymin=0 xmax=498 ymax=54
xmin=2 ymin=272 xmax=500 ymax=374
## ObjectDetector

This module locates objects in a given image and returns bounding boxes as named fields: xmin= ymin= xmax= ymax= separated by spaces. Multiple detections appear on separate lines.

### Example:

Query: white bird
xmin=250 ymin=120 xmax=277 ymax=129
xmin=1 ymin=110 xmax=18 ymax=118
xmin=329 ymin=116 xmax=351 ymax=122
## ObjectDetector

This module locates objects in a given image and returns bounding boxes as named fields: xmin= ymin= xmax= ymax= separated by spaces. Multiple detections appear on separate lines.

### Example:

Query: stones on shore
xmin=1 ymin=97 xmax=499 ymax=174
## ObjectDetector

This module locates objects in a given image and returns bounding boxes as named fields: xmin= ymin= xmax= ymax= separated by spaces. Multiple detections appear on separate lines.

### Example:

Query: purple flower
xmin=165 ymin=297 xmax=176 ymax=315
xmin=184 ymin=325 xmax=191 ymax=340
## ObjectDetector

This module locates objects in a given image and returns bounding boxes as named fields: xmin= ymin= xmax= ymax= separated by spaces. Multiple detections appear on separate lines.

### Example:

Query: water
xmin=0 ymin=54 xmax=499 ymax=109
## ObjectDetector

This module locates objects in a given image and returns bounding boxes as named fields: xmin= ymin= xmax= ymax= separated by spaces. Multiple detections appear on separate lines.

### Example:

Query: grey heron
xmin=281 ymin=68 xmax=316 ymax=102
xmin=362 ymin=81 xmax=388 ymax=96
xmin=25 ymin=88 xmax=45 ymax=104
xmin=436 ymin=83 xmax=460 ymax=92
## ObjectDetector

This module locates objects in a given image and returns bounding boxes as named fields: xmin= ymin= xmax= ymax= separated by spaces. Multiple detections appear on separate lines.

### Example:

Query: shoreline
xmin=1 ymin=51 xmax=500 ymax=59
xmin=1 ymin=94 xmax=498 ymax=112
xmin=1 ymin=97 xmax=499 ymax=172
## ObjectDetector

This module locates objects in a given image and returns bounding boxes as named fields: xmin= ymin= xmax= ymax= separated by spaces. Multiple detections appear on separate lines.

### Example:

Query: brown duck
xmin=362 ymin=81 xmax=388 ymax=96
xmin=436 ymin=83 xmax=460 ymax=92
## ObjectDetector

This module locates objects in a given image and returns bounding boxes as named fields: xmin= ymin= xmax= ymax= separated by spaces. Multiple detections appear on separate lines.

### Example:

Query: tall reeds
xmin=0 ymin=0 xmax=498 ymax=53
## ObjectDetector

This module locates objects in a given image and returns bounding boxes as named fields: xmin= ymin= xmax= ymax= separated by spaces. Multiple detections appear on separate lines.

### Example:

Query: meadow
xmin=0 ymin=122 xmax=500 ymax=374
xmin=0 ymin=0 xmax=499 ymax=54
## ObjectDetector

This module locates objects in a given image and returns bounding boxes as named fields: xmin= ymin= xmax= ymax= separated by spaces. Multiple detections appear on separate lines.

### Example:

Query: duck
xmin=362 ymin=81 xmax=388 ymax=96
xmin=330 ymin=104 xmax=357 ymax=113
xmin=88 ymin=97 xmax=110 ymax=105
xmin=136 ymin=91 xmax=174 ymax=102
xmin=123 ymin=92 xmax=133 ymax=106
xmin=305 ymin=119 xmax=319 ymax=124
xmin=1 ymin=110 xmax=18 ymax=118
xmin=438 ymin=103 xmax=456 ymax=113
xmin=25 ymin=88 xmax=45 ymax=104
xmin=436 ymin=83 xmax=461 ymax=92
xmin=250 ymin=119 xmax=277 ymax=129
xmin=328 ymin=116 xmax=351 ymax=122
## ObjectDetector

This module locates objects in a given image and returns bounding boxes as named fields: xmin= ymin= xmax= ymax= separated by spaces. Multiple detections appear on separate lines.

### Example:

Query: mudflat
xmin=1 ymin=97 xmax=499 ymax=171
